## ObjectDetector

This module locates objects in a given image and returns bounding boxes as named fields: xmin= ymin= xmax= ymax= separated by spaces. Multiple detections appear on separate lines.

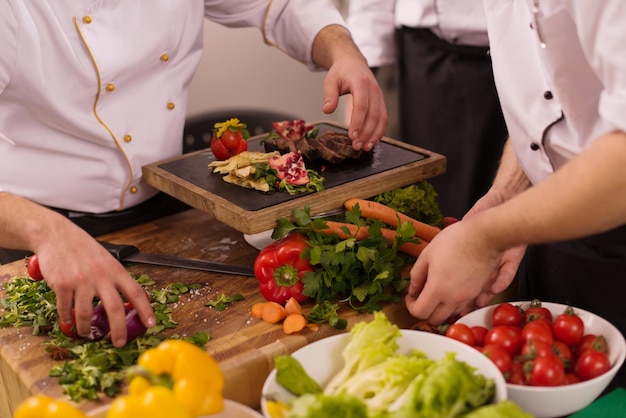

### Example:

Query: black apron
xmin=395 ymin=27 xmax=508 ymax=219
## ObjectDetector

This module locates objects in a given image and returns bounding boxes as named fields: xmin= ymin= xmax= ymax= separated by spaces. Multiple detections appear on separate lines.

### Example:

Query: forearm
xmin=0 ymin=192 xmax=70 ymax=252
xmin=473 ymin=130 xmax=626 ymax=250
xmin=490 ymin=139 xmax=532 ymax=200
xmin=311 ymin=24 xmax=368 ymax=71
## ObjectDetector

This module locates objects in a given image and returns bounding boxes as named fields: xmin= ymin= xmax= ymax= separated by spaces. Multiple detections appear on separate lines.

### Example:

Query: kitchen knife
xmin=99 ymin=241 xmax=255 ymax=276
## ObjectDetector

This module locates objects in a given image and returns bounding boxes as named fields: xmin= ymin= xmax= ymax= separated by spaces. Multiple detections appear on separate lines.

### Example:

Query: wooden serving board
xmin=143 ymin=121 xmax=446 ymax=235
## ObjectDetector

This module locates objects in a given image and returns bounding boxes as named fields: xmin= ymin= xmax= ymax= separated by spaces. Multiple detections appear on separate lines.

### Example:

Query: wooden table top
xmin=0 ymin=208 xmax=416 ymax=417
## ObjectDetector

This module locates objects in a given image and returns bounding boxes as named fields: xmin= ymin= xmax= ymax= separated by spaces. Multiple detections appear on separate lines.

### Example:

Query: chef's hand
xmin=311 ymin=25 xmax=388 ymax=151
xmin=405 ymin=220 xmax=505 ymax=325
xmin=462 ymin=190 xmax=527 ymax=307
xmin=34 ymin=217 xmax=155 ymax=347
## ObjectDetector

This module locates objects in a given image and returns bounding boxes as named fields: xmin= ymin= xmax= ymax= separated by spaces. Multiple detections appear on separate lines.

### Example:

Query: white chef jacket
xmin=483 ymin=0 xmax=626 ymax=185
xmin=0 ymin=0 xmax=345 ymax=213
xmin=347 ymin=0 xmax=489 ymax=68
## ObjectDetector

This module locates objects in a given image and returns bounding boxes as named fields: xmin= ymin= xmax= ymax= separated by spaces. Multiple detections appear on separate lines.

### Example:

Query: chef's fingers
xmin=72 ymin=285 xmax=96 ymax=338
xmin=97 ymin=284 xmax=129 ymax=347
xmin=118 ymin=277 xmax=155 ymax=330
xmin=54 ymin=285 xmax=75 ymax=326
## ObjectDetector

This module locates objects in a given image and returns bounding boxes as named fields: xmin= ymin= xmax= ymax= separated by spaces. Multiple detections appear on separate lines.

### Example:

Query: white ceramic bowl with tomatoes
xmin=455 ymin=300 xmax=626 ymax=418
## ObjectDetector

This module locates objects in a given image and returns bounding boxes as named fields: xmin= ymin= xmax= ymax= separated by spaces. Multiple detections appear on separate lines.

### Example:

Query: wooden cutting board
xmin=142 ymin=121 xmax=446 ymax=235
xmin=0 ymin=209 xmax=417 ymax=417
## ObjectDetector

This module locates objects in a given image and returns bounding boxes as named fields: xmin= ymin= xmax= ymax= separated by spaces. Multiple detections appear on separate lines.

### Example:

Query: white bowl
xmin=88 ymin=399 xmax=263 ymax=418
xmin=456 ymin=301 xmax=626 ymax=418
xmin=260 ymin=329 xmax=507 ymax=417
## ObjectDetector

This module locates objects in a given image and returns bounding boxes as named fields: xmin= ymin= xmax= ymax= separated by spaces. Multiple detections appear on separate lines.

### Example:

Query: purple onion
xmin=88 ymin=304 xmax=110 ymax=341
xmin=88 ymin=304 xmax=147 ymax=343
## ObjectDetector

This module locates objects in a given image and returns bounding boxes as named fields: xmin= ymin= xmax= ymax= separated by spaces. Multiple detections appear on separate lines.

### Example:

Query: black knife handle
xmin=99 ymin=241 xmax=140 ymax=261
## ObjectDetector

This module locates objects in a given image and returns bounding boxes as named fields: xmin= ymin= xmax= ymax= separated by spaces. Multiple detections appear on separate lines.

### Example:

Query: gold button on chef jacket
xmin=0 ymin=0 xmax=344 ymax=213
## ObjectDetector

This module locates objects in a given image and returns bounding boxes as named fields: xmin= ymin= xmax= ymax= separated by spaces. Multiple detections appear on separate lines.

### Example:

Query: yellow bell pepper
xmin=105 ymin=386 xmax=193 ymax=418
xmin=13 ymin=394 xmax=87 ymax=418
xmin=127 ymin=339 xmax=224 ymax=416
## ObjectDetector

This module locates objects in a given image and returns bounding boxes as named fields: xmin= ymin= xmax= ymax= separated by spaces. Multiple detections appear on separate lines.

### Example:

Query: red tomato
xmin=445 ymin=323 xmax=476 ymax=347
xmin=553 ymin=307 xmax=585 ymax=346
xmin=59 ymin=309 xmax=79 ymax=338
xmin=123 ymin=291 xmax=151 ymax=311
xmin=507 ymin=361 xmax=527 ymax=385
xmin=471 ymin=325 xmax=489 ymax=347
xmin=523 ymin=300 xmax=553 ymax=324
xmin=210 ymin=131 xmax=248 ymax=160
xmin=484 ymin=325 xmax=523 ymax=356
xmin=491 ymin=302 xmax=523 ymax=327
xmin=520 ymin=339 xmax=553 ymax=360
xmin=576 ymin=334 xmax=609 ymax=356
xmin=552 ymin=340 xmax=574 ymax=371
xmin=26 ymin=254 xmax=44 ymax=281
xmin=221 ymin=129 xmax=244 ymax=149
xmin=521 ymin=320 xmax=554 ymax=345
xmin=526 ymin=355 xmax=565 ymax=386
xmin=575 ymin=350 xmax=611 ymax=381
xmin=210 ymin=138 xmax=232 ymax=160
xmin=481 ymin=343 xmax=513 ymax=376
xmin=562 ymin=373 xmax=581 ymax=385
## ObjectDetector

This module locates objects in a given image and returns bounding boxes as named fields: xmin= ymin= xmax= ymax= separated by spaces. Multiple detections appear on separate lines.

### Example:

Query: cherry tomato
xmin=526 ymin=355 xmax=565 ymax=386
xmin=220 ymin=129 xmax=244 ymax=149
xmin=471 ymin=325 xmax=489 ymax=347
xmin=576 ymin=334 xmax=609 ymax=356
xmin=445 ymin=323 xmax=476 ymax=347
xmin=491 ymin=302 xmax=523 ymax=327
xmin=210 ymin=126 xmax=248 ymax=161
xmin=26 ymin=255 xmax=44 ymax=281
xmin=562 ymin=372 xmax=581 ymax=385
xmin=484 ymin=325 xmax=523 ymax=356
xmin=553 ymin=307 xmax=585 ymax=346
xmin=523 ymin=299 xmax=553 ymax=324
xmin=59 ymin=309 xmax=79 ymax=338
xmin=575 ymin=349 xmax=611 ymax=381
xmin=521 ymin=320 xmax=554 ymax=345
xmin=520 ymin=339 xmax=553 ymax=360
xmin=552 ymin=340 xmax=574 ymax=371
xmin=507 ymin=361 xmax=527 ymax=385
xmin=481 ymin=343 xmax=513 ymax=376
xmin=123 ymin=291 xmax=151 ymax=311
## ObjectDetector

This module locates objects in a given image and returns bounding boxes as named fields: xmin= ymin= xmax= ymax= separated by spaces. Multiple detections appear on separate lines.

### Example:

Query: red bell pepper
xmin=253 ymin=233 xmax=313 ymax=304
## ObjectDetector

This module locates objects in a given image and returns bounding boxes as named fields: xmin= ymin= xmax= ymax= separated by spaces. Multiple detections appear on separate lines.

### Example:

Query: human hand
xmin=321 ymin=56 xmax=388 ymax=152
xmin=404 ymin=220 xmax=504 ymax=324
xmin=35 ymin=225 xmax=155 ymax=347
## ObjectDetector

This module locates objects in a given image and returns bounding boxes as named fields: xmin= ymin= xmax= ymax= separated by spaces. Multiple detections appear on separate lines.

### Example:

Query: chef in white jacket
xmin=347 ymin=0 xmax=508 ymax=219
xmin=406 ymin=0 xmax=626 ymax=389
xmin=0 ymin=1 xmax=387 ymax=346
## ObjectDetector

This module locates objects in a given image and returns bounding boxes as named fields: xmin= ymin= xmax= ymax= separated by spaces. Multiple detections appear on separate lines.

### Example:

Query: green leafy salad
xmin=269 ymin=312 xmax=532 ymax=418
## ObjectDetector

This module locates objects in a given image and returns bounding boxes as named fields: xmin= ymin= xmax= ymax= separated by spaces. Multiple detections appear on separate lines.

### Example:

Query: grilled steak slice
xmin=317 ymin=131 xmax=363 ymax=160
xmin=263 ymin=130 xmax=368 ymax=164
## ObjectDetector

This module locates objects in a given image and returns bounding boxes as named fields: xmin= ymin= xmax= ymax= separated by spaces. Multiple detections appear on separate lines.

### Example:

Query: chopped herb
xmin=204 ymin=293 xmax=245 ymax=311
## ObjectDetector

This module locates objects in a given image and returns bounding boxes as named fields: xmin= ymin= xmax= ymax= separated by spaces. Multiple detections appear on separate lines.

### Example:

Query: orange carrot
xmin=284 ymin=297 xmax=303 ymax=316
xmin=251 ymin=302 xmax=268 ymax=320
xmin=320 ymin=221 xmax=369 ymax=240
xmin=344 ymin=198 xmax=441 ymax=242
xmin=283 ymin=313 xmax=308 ymax=334
xmin=319 ymin=221 xmax=428 ymax=258
xmin=261 ymin=301 xmax=287 ymax=324
xmin=378 ymin=228 xmax=429 ymax=258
